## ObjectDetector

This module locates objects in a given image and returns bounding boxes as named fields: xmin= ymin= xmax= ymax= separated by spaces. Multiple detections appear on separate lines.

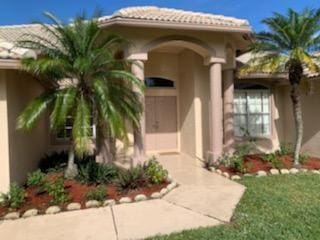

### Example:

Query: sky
xmin=0 ymin=0 xmax=319 ymax=32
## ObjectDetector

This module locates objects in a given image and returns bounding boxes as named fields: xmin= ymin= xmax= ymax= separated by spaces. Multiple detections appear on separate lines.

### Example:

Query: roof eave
xmin=99 ymin=18 xmax=253 ymax=34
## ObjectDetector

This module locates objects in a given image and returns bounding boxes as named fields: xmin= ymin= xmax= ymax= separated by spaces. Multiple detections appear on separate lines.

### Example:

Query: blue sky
xmin=0 ymin=0 xmax=319 ymax=32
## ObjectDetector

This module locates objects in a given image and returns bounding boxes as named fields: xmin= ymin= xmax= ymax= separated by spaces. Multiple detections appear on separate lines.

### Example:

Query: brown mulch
xmin=0 ymin=176 xmax=169 ymax=218
xmin=217 ymin=154 xmax=320 ymax=176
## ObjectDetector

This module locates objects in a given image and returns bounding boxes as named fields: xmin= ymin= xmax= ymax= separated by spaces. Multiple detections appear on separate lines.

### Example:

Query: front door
xmin=145 ymin=96 xmax=178 ymax=152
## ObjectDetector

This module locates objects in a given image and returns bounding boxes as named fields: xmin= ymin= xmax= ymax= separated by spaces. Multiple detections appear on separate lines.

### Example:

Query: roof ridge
xmin=112 ymin=6 xmax=249 ymax=26
xmin=0 ymin=23 xmax=42 ymax=29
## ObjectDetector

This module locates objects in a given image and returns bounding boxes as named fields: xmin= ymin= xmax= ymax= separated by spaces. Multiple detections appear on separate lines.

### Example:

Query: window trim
xmin=234 ymin=88 xmax=272 ymax=139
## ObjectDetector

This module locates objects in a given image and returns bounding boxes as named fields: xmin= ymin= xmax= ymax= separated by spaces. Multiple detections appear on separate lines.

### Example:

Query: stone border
xmin=209 ymin=167 xmax=320 ymax=181
xmin=1 ymin=176 xmax=179 ymax=221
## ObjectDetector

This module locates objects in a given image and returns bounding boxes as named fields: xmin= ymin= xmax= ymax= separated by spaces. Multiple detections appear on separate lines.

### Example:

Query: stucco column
xmin=131 ymin=59 xmax=146 ymax=162
xmin=223 ymin=69 xmax=235 ymax=152
xmin=209 ymin=62 xmax=224 ymax=162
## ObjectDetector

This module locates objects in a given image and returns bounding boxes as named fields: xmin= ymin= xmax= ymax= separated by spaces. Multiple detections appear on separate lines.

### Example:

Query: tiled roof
xmin=237 ymin=52 xmax=320 ymax=79
xmin=0 ymin=24 xmax=45 ymax=60
xmin=99 ymin=6 xmax=250 ymax=28
xmin=0 ymin=6 xmax=251 ymax=60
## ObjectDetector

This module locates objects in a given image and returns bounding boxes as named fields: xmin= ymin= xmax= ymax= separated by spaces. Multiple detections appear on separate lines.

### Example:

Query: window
xmin=234 ymin=84 xmax=271 ymax=137
xmin=145 ymin=77 xmax=175 ymax=88
xmin=56 ymin=116 xmax=96 ymax=140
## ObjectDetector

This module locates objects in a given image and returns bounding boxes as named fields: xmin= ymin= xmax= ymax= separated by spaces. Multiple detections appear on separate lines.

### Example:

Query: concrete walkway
xmin=0 ymin=154 xmax=245 ymax=240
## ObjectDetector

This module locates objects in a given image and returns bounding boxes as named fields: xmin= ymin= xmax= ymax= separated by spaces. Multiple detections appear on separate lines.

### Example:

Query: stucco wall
xmin=281 ymin=84 xmax=320 ymax=157
xmin=6 ymin=70 xmax=49 ymax=187
xmin=0 ymin=70 xmax=10 ymax=193
xmin=178 ymin=50 xmax=196 ymax=157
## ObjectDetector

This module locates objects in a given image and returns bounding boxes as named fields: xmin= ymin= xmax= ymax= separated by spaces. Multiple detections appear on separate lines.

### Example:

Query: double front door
xmin=145 ymin=96 xmax=178 ymax=152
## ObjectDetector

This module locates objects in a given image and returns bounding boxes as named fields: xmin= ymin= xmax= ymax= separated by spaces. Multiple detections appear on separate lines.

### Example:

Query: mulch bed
xmin=218 ymin=154 xmax=320 ymax=176
xmin=0 ymin=174 xmax=169 ymax=218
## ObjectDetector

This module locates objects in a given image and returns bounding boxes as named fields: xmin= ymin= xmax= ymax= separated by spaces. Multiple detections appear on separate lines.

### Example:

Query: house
xmin=0 ymin=6 xmax=319 ymax=193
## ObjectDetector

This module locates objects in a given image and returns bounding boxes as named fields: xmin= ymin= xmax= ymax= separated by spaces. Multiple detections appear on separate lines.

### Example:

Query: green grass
xmin=148 ymin=174 xmax=320 ymax=240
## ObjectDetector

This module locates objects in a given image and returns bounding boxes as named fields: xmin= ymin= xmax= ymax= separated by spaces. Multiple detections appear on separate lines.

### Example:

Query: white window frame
xmin=234 ymin=89 xmax=272 ymax=138
xmin=55 ymin=116 xmax=96 ymax=141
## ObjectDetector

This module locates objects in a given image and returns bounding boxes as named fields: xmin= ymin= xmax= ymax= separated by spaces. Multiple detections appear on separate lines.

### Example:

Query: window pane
xmin=262 ymin=93 xmax=270 ymax=113
xmin=247 ymin=93 xmax=262 ymax=113
xmin=234 ymin=92 xmax=247 ymax=114
xmin=248 ymin=115 xmax=263 ymax=136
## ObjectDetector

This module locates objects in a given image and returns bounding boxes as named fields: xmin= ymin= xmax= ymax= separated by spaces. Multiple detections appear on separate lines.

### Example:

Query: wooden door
xmin=145 ymin=96 xmax=178 ymax=151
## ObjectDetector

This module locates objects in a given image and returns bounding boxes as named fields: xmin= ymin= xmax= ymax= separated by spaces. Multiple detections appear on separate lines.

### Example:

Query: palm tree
xmin=241 ymin=8 xmax=320 ymax=166
xmin=16 ymin=12 xmax=143 ymax=177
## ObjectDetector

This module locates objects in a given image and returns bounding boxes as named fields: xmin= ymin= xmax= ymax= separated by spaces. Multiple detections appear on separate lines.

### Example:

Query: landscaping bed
xmin=217 ymin=154 xmax=320 ymax=176
xmin=0 ymin=153 xmax=173 ymax=219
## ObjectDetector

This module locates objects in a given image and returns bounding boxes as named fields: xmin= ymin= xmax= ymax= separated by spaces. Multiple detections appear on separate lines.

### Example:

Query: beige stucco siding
xmin=5 ymin=70 xmax=49 ymax=188
xmin=281 ymin=84 xmax=320 ymax=157
xmin=0 ymin=70 xmax=10 ymax=193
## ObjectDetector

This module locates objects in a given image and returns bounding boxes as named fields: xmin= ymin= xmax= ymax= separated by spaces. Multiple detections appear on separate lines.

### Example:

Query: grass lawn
xmin=148 ymin=174 xmax=320 ymax=240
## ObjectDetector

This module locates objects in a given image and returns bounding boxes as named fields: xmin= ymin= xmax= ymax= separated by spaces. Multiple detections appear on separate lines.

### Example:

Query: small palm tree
xmin=241 ymin=8 xmax=320 ymax=166
xmin=16 ymin=12 xmax=143 ymax=177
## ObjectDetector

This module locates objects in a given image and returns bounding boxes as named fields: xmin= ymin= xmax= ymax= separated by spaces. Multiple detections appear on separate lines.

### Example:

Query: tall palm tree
xmin=16 ymin=12 xmax=143 ymax=177
xmin=241 ymin=8 xmax=320 ymax=166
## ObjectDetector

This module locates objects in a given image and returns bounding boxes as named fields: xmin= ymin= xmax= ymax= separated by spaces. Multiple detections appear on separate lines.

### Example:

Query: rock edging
xmin=0 ymin=177 xmax=179 ymax=222
xmin=210 ymin=166 xmax=320 ymax=181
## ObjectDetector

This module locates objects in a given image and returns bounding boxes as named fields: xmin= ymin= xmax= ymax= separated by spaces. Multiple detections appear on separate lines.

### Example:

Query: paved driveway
xmin=0 ymin=154 xmax=245 ymax=240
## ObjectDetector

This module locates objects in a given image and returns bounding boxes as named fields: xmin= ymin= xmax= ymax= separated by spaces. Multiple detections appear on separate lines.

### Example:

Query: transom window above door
xmin=234 ymin=83 xmax=271 ymax=137
xmin=145 ymin=77 xmax=175 ymax=88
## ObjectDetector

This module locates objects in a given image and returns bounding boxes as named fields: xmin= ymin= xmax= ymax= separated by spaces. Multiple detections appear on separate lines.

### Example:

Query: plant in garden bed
xmin=263 ymin=153 xmax=283 ymax=169
xmin=0 ymin=183 xmax=25 ymax=209
xmin=77 ymin=160 xmax=118 ymax=185
xmin=45 ymin=177 xmax=69 ymax=205
xmin=116 ymin=165 xmax=148 ymax=191
xmin=276 ymin=142 xmax=292 ymax=156
xmin=144 ymin=157 xmax=168 ymax=184
xmin=84 ymin=186 xmax=108 ymax=202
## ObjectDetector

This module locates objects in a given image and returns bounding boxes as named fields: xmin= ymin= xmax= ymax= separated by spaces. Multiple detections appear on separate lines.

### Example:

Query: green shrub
xmin=77 ymin=160 xmax=118 ymax=185
xmin=116 ymin=165 xmax=147 ymax=191
xmin=230 ymin=154 xmax=247 ymax=173
xmin=0 ymin=183 xmax=25 ymax=209
xmin=45 ymin=177 xmax=69 ymax=205
xmin=144 ymin=157 xmax=168 ymax=184
xmin=39 ymin=151 xmax=69 ymax=173
xmin=39 ymin=151 xmax=95 ymax=173
xmin=263 ymin=153 xmax=283 ymax=169
xmin=27 ymin=170 xmax=46 ymax=187
xmin=84 ymin=186 xmax=107 ymax=201
xmin=276 ymin=142 xmax=292 ymax=156
xmin=299 ymin=153 xmax=309 ymax=164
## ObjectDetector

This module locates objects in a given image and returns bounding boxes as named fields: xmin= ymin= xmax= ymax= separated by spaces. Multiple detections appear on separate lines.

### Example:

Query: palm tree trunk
xmin=65 ymin=146 xmax=78 ymax=178
xmin=96 ymin=126 xmax=116 ymax=163
xmin=290 ymin=83 xmax=303 ymax=166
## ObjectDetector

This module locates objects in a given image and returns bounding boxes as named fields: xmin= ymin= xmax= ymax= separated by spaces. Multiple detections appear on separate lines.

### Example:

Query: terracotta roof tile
xmin=99 ymin=6 xmax=250 ymax=28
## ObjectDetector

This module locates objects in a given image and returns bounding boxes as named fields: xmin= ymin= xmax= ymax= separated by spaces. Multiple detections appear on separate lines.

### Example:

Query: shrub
xmin=39 ymin=151 xmax=69 ymax=173
xmin=230 ymin=154 xmax=247 ymax=173
xmin=116 ymin=165 xmax=147 ymax=191
xmin=299 ymin=153 xmax=309 ymax=164
xmin=0 ymin=183 xmax=25 ymax=209
xmin=84 ymin=186 xmax=107 ymax=201
xmin=45 ymin=177 xmax=69 ymax=205
xmin=263 ymin=153 xmax=283 ymax=169
xmin=77 ymin=160 xmax=118 ymax=185
xmin=276 ymin=142 xmax=292 ymax=156
xmin=144 ymin=157 xmax=168 ymax=184
xmin=39 ymin=151 xmax=95 ymax=173
xmin=27 ymin=170 xmax=46 ymax=187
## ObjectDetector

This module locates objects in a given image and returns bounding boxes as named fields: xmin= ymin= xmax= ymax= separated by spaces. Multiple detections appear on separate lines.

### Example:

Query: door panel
xmin=145 ymin=97 xmax=156 ymax=151
xmin=145 ymin=96 xmax=178 ymax=151
xmin=155 ymin=97 xmax=177 ymax=150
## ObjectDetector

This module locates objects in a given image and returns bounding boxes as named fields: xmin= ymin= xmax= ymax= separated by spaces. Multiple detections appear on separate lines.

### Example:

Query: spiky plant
xmin=241 ymin=8 xmax=320 ymax=166
xmin=16 ymin=12 xmax=143 ymax=177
